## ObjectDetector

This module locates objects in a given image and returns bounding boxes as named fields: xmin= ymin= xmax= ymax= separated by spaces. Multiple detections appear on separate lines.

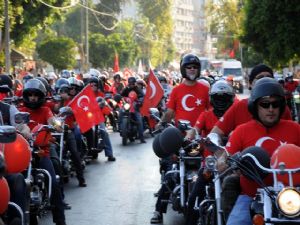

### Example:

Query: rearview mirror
xmin=0 ymin=125 xmax=17 ymax=143
xmin=14 ymin=112 xmax=30 ymax=125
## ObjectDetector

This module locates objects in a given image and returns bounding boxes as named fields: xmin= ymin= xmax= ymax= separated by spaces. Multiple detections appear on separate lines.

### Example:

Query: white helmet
xmin=89 ymin=68 xmax=101 ymax=78
xmin=46 ymin=71 xmax=57 ymax=80
xmin=209 ymin=80 xmax=234 ymax=96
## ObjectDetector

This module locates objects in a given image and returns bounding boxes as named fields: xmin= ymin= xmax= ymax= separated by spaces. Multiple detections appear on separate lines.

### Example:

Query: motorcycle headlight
xmin=124 ymin=103 xmax=130 ymax=111
xmin=53 ymin=118 xmax=62 ymax=127
xmin=277 ymin=188 xmax=300 ymax=217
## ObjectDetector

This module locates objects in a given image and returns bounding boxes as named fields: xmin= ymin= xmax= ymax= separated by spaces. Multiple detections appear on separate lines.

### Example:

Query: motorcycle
xmin=119 ymin=94 xmax=141 ymax=146
xmin=153 ymin=121 xmax=203 ymax=216
xmin=196 ymin=142 xmax=300 ymax=225
xmin=104 ymin=92 xmax=119 ymax=132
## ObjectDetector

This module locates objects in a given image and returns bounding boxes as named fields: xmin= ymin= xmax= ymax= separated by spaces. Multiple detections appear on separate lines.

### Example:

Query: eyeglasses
xmin=185 ymin=66 xmax=199 ymax=70
xmin=258 ymin=101 xmax=281 ymax=109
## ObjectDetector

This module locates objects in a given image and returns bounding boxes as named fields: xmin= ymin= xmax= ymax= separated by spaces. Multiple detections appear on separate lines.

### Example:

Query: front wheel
xmin=121 ymin=118 xmax=128 ymax=146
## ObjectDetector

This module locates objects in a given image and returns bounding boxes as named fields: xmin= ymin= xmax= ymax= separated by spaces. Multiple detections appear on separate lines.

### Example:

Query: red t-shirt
xmin=216 ymin=98 xmax=292 ymax=136
xmin=167 ymin=82 xmax=209 ymax=126
xmin=195 ymin=110 xmax=218 ymax=137
xmin=284 ymin=81 xmax=299 ymax=99
xmin=226 ymin=119 xmax=300 ymax=197
xmin=19 ymin=106 xmax=53 ymax=130
xmin=63 ymin=99 xmax=76 ymax=129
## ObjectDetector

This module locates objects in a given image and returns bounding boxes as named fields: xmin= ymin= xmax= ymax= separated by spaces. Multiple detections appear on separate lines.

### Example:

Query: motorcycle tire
xmin=30 ymin=213 xmax=39 ymax=225
xmin=92 ymin=153 xmax=98 ymax=159
xmin=121 ymin=118 xmax=128 ymax=146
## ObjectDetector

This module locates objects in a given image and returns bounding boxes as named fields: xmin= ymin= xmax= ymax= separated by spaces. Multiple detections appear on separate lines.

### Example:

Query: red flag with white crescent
xmin=113 ymin=53 xmax=120 ymax=73
xmin=68 ymin=85 xmax=104 ymax=133
xmin=140 ymin=69 xmax=164 ymax=116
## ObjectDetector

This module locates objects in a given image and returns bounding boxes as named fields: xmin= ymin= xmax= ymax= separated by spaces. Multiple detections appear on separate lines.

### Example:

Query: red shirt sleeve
xmin=102 ymin=106 xmax=111 ymax=115
xmin=225 ymin=125 xmax=244 ymax=155
xmin=215 ymin=101 xmax=239 ymax=135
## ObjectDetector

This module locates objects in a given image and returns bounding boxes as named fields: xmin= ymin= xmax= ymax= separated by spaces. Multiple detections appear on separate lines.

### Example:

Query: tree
xmin=37 ymin=36 xmax=77 ymax=70
xmin=206 ymin=0 xmax=245 ymax=59
xmin=242 ymin=0 xmax=300 ymax=66
xmin=89 ymin=20 xmax=138 ymax=69
xmin=137 ymin=0 xmax=175 ymax=68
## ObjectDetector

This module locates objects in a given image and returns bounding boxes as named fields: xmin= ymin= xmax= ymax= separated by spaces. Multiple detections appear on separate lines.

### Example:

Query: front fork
xmin=214 ymin=172 xmax=223 ymax=225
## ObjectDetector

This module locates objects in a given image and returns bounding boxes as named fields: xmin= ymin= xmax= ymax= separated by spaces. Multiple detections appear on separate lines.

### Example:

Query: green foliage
xmin=89 ymin=20 xmax=138 ymax=69
xmin=37 ymin=36 xmax=77 ymax=70
xmin=137 ymin=0 xmax=175 ymax=68
xmin=206 ymin=0 xmax=244 ymax=57
xmin=242 ymin=0 xmax=300 ymax=66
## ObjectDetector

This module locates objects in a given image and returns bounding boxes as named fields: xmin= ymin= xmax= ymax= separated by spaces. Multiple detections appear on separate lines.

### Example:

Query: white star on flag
xmin=83 ymin=106 xmax=89 ymax=111
xmin=195 ymin=99 xmax=202 ymax=106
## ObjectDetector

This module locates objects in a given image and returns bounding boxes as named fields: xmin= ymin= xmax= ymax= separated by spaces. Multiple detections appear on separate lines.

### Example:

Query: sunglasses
xmin=258 ymin=101 xmax=281 ymax=109
xmin=59 ymin=88 xmax=69 ymax=94
xmin=185 ymin=66 xmax=199 ymax=70
xmin=27 ymin=93 xmax=39 ymax=97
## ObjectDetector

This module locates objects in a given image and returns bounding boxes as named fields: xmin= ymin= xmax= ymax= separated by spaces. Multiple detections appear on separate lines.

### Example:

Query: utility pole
xmin=85 ymin=0 xmax=89 ymax=71
xmin=4 ymin=0 xmax=10 ymax=74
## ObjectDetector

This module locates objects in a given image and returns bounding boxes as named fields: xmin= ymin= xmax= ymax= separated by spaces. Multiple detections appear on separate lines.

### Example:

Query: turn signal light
xmin=252 ymin=214 xmax=264 ymax=225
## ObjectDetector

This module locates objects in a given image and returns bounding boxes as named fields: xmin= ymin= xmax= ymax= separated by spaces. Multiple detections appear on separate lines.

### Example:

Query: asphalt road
xmin=42 ymin=132 xmax=185 ymax=225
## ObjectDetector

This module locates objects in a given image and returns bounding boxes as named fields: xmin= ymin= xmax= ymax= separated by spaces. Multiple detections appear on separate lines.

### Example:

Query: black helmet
xmin=158 ymin=76 xmax=167 ymax=83
xmin=55 ymin=78 xmax=70 ymax=94
xmin=128 ymin=76 xmax=136 ymax=85
xmin=248 ymin=77 xmax=286 ymax=119
xmin=209 ymin=80 xmax=235 ymax=117
xmin=88 ymin=76 xmax=99 ymax=86
xmin=23 ymin=79 xmax=46 ymax=109
xmin=180 ymin=54 xmax=201 ymax=80
xmin=113 ymin=73 xmax=121 ymax=81
xmin=0 ymin=74 xmax=13 ymax=93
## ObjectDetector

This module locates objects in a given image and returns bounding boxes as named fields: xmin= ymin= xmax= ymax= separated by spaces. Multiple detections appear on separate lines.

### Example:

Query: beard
xmin=186 ymin=73 xmax=197 ymax=81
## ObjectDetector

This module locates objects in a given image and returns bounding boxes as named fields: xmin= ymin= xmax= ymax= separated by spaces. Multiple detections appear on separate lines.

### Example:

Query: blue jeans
xmin=99 ymin=123 xmax=114 ymax=157
xmin=226 ymin=195 xmax=252 ymax=225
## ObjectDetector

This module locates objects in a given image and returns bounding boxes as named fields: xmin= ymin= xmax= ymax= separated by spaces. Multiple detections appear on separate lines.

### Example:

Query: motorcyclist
xmin=19 ymin=79 xmax=67 ymax=225
xmin=150 ymin=53 xmax=210 ymax=224
xmin=0 ymin=100 xmax=31 ymax=225
xmin=184 ymin=80 xmax=236 ymax=225
xmin=219 ymin=77 xmax=300 ymax=225
xmin=284 ymin=72 xmax=299 ymax=111
xmin=68 ymin=77 xmax=84 ymax=97
xmin=82 ymin=76 xmax=106 ymax=154
xmin=53 ymin=79 xmax=87 ymax=187
xmin=110 ymin=72 xmax=125 ymax=95
xmin=208 ymin=64 xmax=292 ymax=145
xmin=120 ymin=76 xmax=146 ymax=143
xmin=96 ymin=97 xmax=116 ymax=161
xmin=0 ymin=74 xmax=14 ymax=100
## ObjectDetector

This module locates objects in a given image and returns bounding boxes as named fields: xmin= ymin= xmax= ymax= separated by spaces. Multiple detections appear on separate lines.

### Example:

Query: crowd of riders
xmin=0 ymin=52 xmax=300 ymax=225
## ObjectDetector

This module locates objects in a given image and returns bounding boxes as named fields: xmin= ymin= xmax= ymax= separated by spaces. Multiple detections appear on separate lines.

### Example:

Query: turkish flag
xmin=68 ymin=85 xmax=104 ymax=133
xmin=229 ymin=49 xmax=235 ymax=58
xmin=113 ymin=53 xmax=120 ymax=73
xmin=140 ymin=69 xmax=164 ymax=116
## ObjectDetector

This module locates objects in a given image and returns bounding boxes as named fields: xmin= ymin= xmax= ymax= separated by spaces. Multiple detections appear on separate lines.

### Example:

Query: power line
xmin=78 ymin=2 xmax=116 ymax=17
xmin=36 ymin=0 xmax=79 ymax=10
xmin=92 ymin=11 xmax=119 ymax=31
